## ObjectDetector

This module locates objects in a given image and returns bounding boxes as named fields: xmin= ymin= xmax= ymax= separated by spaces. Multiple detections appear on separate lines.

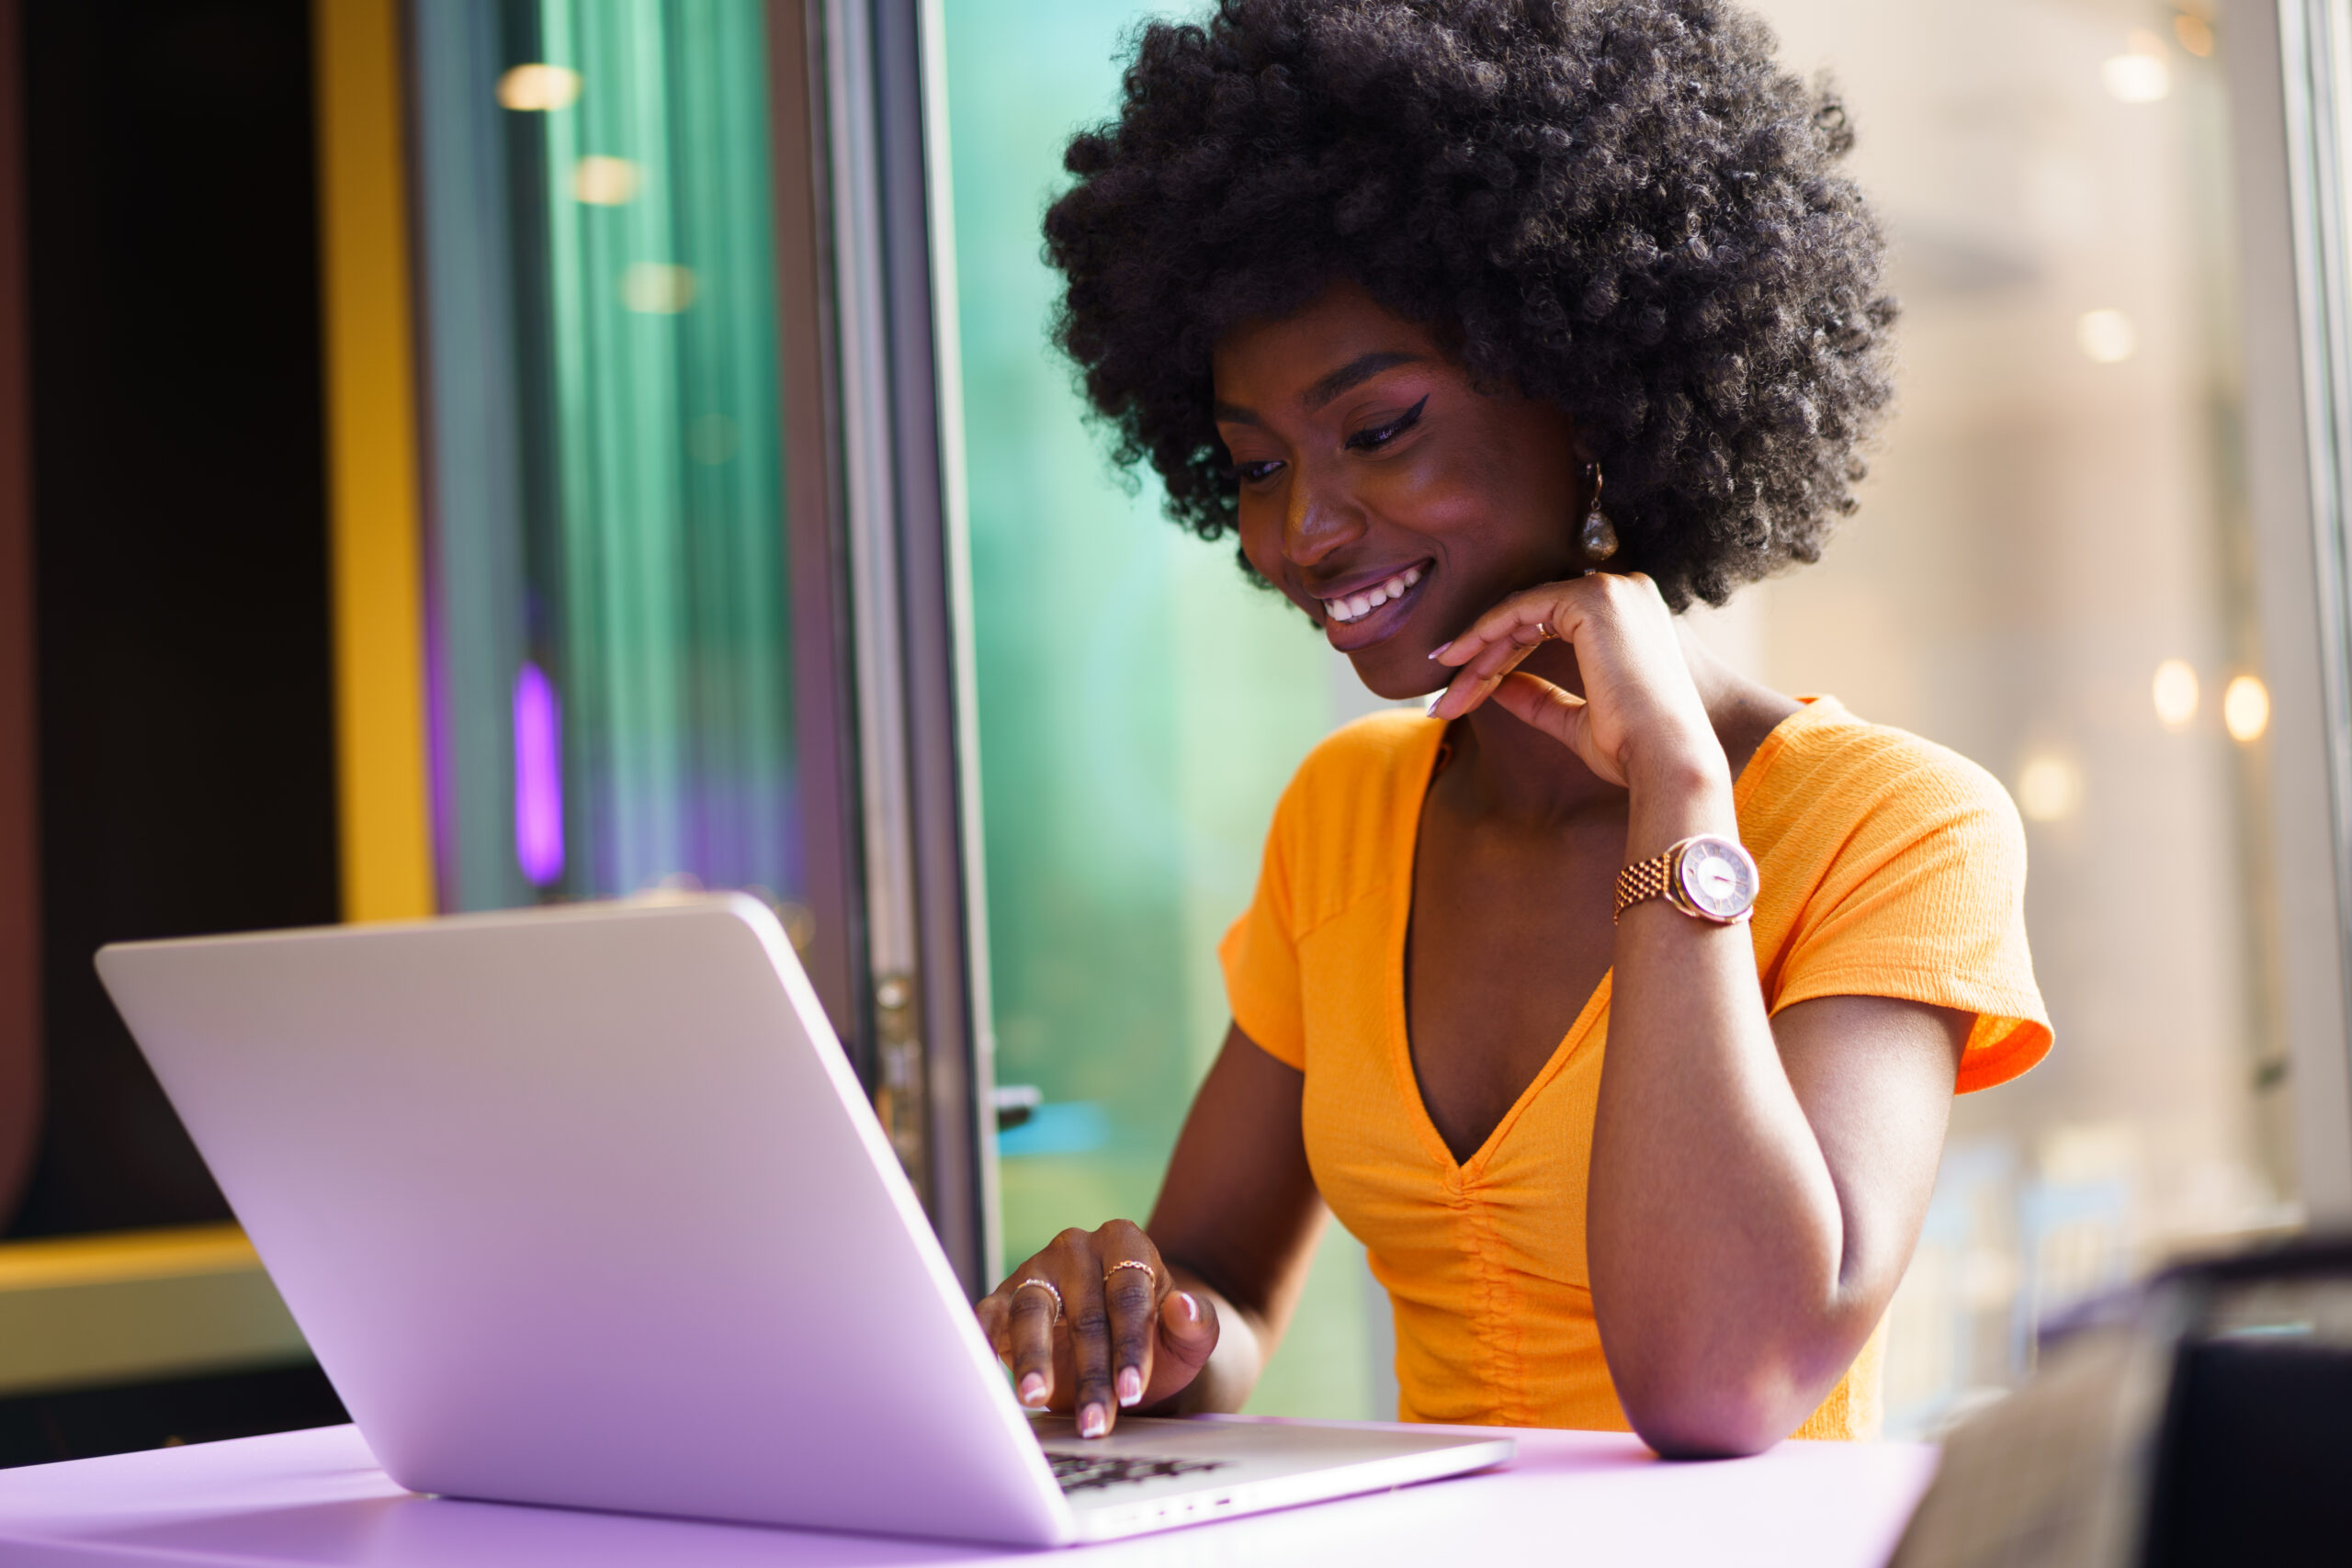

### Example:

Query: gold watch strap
xmin=1613 ymin=848 xmax=1675 ymax=924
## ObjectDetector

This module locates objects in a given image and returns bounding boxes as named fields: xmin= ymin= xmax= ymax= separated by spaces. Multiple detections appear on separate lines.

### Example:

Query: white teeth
xmin=1322 ymin=565 xmax=1426 ymax=626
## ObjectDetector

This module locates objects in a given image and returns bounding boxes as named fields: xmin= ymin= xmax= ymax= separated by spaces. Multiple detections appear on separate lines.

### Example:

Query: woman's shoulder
xmin=1741 ymin=699 xmax=2050 ymax=1086
xmin=1739 ymin=696 xmax=2018 ymax=836
xmin=1260 ymin=710 xmax=1440 ymax=899
xmin=1280 ymin=708 xmax=1442 ymax=801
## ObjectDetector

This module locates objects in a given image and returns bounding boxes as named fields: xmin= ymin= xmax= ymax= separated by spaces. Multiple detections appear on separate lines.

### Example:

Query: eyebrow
xmin=1213 ymin=350 xmax=1429 ymax=429
xmin=1301 ymin=351 xmax=1425 ymax=411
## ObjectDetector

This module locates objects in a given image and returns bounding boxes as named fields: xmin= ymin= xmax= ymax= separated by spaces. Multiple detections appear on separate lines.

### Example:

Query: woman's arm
xmin=1145 ymin=1024 xmax=1328 ymax=1415
xmin=974 ymin=1024 xmax=1323 ymax=1436
xmin=1600 ymin=891 xmax=1965 ymax=1452
xmin=1436 ymin=572 xmax=1966 ymax=1456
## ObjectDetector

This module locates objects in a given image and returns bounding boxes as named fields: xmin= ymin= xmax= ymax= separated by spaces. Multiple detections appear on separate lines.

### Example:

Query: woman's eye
xmin=1237 ymin=459 xmax=1284 ymax=483
xmin=1345 ymin=394 xmax=1430 ymax=452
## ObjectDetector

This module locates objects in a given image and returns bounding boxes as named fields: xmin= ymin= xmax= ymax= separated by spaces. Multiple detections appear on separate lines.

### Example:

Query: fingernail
xmin=1425 ymin=690 xmax=1447 ymax=717
xmin=1179 ymin=1291 xmax=1200 ymax=1324
xmin=1429 ymin=640 xmax=1453 ymax=660
xmin=1018 ymin=1372 xmax=1046 ymax=1406
xmin=1117 ymin=1369 xmax=1143 ymax=1407
xmin=1080 ymin=1404 xmax=1108 ymax=1438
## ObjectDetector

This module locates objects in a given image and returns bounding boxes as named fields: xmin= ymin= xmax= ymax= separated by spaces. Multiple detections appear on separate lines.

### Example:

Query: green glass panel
xmin=413 ymin=0 xmax=797 ymax=913
xmin=942 ymin=0 xmax=1382 ymax=1418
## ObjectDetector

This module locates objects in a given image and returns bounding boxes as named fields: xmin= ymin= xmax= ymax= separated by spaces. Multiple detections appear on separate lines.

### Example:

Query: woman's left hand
xmin=1427 ymin=571 xmax=1721 ymax=791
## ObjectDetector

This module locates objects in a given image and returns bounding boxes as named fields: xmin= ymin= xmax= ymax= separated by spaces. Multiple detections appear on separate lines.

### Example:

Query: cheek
xmin=1381 ymin=451 xmax=1579 ymax=589
xmin=1368 ymin=453 xmax=1510 ymax=548
xmin=1234 ymin=495 xmax=1289 ymax=581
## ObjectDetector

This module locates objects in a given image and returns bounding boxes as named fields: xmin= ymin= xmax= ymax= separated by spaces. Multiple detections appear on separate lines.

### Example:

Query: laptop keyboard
xmin=1043 ymin=1450 xmax=1231 ymax=1495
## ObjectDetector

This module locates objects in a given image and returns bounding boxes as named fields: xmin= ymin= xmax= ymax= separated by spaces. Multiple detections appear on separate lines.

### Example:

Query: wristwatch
xmin=1613 ymin=834 xmax=1759 ymax=925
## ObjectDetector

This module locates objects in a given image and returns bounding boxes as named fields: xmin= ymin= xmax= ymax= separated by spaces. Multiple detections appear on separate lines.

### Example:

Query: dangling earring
xmin=1579 ymin=466 xmax=1619 ymax=570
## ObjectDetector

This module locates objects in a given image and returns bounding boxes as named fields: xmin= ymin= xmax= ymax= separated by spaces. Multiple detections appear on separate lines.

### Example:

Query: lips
xmin=1310 ymin=559 xmax=1433 ymax=651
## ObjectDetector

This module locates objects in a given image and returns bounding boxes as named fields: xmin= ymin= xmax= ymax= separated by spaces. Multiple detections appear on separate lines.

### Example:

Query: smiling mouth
xmin=1318 ymin=562 xmax=1428 ymax=625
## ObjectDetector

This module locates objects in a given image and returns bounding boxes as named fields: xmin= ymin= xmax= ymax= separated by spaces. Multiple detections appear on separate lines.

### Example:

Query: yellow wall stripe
xmin=312 ymin=0 xmax=435 ymax=922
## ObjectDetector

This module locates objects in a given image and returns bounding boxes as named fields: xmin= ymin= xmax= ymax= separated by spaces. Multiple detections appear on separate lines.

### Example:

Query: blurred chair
xmin=2014 ymin=1177 xmax=2136 ymax=1375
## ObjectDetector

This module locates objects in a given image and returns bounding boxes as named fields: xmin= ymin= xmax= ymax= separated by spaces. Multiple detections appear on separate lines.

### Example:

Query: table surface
xmin=0 ymin=1419 xmax=1937 ymax=1567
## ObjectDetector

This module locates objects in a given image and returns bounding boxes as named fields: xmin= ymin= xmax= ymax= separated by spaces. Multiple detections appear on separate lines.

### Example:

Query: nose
xmin=1282 ymin=465 xmax=1366 ymax=570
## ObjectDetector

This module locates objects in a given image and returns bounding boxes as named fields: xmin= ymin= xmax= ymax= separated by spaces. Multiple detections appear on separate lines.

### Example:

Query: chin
xmin=1344 ymin=649 xmax=1446 ymax=705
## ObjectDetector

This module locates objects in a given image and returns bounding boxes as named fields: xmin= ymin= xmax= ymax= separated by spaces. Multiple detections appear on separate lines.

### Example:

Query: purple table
xmin=0 ymin=1419 xmax=1935 ymax=1566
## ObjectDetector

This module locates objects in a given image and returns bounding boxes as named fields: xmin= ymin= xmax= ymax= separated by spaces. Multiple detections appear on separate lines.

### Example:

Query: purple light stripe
xmin=514 ymin=662 xmax=565 ymax=886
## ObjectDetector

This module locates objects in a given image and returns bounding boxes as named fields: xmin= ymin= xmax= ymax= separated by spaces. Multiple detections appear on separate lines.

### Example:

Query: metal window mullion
xmin=822 ymin=0 xmax=929 ymax=1196
xmin=820 ymin=0 xmax=989 ymax=1292
xmin=916 ymin=0 xmax=1000 ymax=1292
xmin=2271 ymin=0 xmax=2352 ymax=1217
xmin=872 ymin=0 xmax=986 ymax=1295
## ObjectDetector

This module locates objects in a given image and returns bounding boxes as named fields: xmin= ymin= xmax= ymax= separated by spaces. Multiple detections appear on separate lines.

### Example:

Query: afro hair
xmin=1043 ymin=0 xmax=1897 ymax=608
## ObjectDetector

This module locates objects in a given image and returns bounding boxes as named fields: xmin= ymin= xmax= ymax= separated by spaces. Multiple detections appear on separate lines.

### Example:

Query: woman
xmin=977 ymin=0 xmax=2048 ymax=1457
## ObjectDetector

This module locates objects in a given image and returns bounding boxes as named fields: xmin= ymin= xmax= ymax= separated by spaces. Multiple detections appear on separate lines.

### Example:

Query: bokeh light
xmin=2103 ymin=35 xmax=2172 ymax=103
xmin=572 ymin=155 xmax=639 ymax=206
xmin=620 ymin=263 xmax=697 ymax=314
xmin=2017 ymin=754 xmax=2084 ymax=824
xmin=2223 ymin=675 xmax=2271 ymax=743
xmin=496 ymin=63 xmax=582 ymax=112
xmin=513 ymin=662 xmax=565 ymax=886
xmin=2153 ymin=659 xmax=2199 ymax=728
xmin=2077 ymin=309 xmax=2139 ymax=364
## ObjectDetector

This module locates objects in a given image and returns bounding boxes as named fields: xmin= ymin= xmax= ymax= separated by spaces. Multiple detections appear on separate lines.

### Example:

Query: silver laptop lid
xmin=96 ymin=896 xmax=1074 ymax=1545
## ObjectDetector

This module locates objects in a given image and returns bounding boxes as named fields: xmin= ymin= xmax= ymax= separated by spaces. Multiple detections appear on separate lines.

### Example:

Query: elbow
xmin=1613 ymin=1363 xmax=1813 ymax=1461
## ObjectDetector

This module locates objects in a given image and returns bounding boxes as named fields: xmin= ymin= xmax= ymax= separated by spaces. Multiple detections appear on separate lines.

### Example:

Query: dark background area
xmin=0 ymin=0 xmax=350 ymax=1465
xmin=0 ymin=1364 xmax=344 ymax=1470
xmin=10 ymin=0 xmax=342 ymax=1238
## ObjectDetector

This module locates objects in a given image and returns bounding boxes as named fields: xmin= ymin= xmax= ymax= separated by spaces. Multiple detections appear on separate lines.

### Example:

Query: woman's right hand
xmin=975 ymin=1219 xmax=1220 ymax=1438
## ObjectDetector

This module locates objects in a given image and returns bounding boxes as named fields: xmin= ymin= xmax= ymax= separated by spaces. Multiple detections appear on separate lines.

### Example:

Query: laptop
xmin=94 ymin=894 xmax=1511 ymax=1546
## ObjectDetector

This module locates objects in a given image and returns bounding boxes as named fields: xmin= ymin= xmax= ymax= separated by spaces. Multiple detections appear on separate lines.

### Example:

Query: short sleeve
xmin=1767 ymin=751 xmax=2052 ymax=1094
xmin=1219 ymin=795 xmax=1307 ymax=1072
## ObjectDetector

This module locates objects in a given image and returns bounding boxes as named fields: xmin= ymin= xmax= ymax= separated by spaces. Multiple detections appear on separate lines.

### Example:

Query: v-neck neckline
xmin=1387 ymin=699 xmax=1828 ymax=1178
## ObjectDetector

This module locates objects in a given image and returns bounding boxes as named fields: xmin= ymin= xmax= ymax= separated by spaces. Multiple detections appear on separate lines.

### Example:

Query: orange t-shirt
xmin=1218 ymin=697 xmax=2051 ymax=1438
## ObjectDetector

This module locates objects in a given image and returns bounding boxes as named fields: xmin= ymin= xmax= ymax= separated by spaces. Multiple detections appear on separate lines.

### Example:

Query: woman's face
xmin=1212 ymin=281 xmax=1590 ymax=701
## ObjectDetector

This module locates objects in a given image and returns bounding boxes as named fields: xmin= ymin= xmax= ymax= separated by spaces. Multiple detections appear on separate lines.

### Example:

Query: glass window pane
xmin=413 ymin=0 xmax=800 ymax=918
xmin=1719 ymin=0 xmax=2283 ymax=1433
xmin=942 ymin=0 xmax=1388 ymax=1417
xmin=942 ymin=0 xmax=2300 ymax=1433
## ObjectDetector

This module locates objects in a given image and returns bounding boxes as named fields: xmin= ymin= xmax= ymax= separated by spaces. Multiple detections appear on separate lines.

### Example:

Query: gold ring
xmin=1535 ymin=621 xmax=1552 ymax=640
xmin=1012 ymin=1277 xmax=1064 ymax=1322
xmin=1103 ymin=1258 xmax=1156 ymax=1289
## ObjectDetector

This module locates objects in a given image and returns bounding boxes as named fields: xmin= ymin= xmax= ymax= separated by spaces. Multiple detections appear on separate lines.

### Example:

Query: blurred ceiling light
xmin=497 ymin=63 xmax=581 ymax=111
xmin=573 ymin=155 xmax=640 ymax=206
xmin=622 ymin=262 xmax=698 ymax=314
xmin=2077 ymin=309 xmax=2138 ymax=364
xmin=2016 ymin=753 xmax=2083 ymax=824
xmin=2223 ymin=675 xmax=2271 ymax=743
xmin=2153 ymin=659 xmax=2199 ymax=728
xmin=2173 ymin=13 xmax=2215 ymax=58
xmin=2103 ymin=34 xmax=2172 ymax=104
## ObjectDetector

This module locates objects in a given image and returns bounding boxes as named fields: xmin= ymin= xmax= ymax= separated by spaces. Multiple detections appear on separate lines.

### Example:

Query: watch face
xmin=1677 ymin=838 xmax=1758 ymax=921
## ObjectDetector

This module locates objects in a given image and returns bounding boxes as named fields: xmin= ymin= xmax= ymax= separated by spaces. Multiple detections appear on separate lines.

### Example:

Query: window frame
xmin=792 ymin=0 xmax=994 ymax=1291
xmin=2233 ymin=0 xmax=2352 ymax=1224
